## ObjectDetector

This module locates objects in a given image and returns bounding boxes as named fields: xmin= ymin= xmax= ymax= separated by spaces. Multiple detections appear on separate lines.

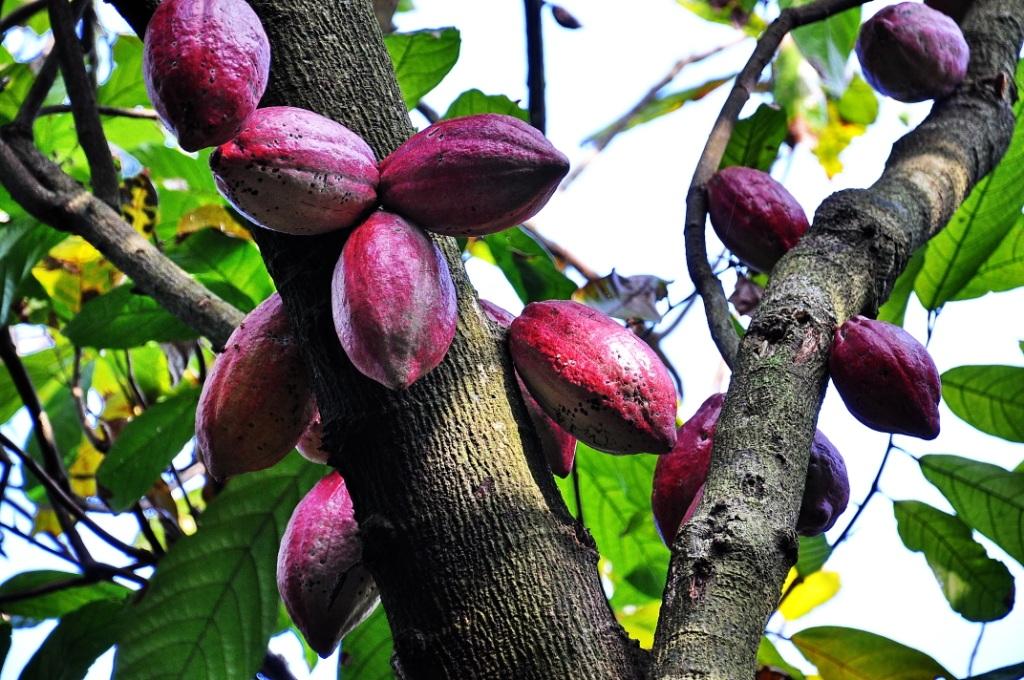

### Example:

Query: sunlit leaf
xmin=779 ymin=570 xmax=840 ymax=620
xmin=792 ymin=626 xmax=954 ymax=679
xmin=443 ymin=89 xmax=528 ymax=121
xmin=176 ymin=204 xmax=252 ymax=241
xmin=835 ymin=75 xmax=878 ymax=126
xmin=812 ymin=101 xmax=866 ymax=178
xmin=68 ymin=439 xmax=104 ymax=498
xmin=119 ymin=173 xmax=160 ymax=238
xmin=384 ymin=28 xmax=461 ymax=110
xmin=942 ymin=365 xmax=1024 ymax=443
xmin=954 ymin=215 xmax=1024 ymax=301
xmin=615 ymin=602 xmax=659 ymax=650
xmin=97 ymin=37 xmax=149 ymax=108
xmin=482 ymin=228 xmax=576 ymax=304
xmin=168 ymin=230 xmax=274 ymax=312
xmin=782 ymin=0 xmax=860 ymax=94
xmin=720 ymin=104 xmax=788 ymax=173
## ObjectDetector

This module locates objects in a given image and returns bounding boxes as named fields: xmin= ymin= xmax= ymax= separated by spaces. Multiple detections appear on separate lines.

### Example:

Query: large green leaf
xmin=0 ymin=220 xmax=65 ymax=324
xmin=782 ymin=0 xmax=861 ymax=93
xmin=942 ymin=365 xmax=1024 ymax=442
xmin=920 ymin=455 xmax=1024 ymax=566
xmin=796 ymin=534 xmax=832 ymax=577
xmin=877 ymin=247 xmax=925 ymax=327
xmin=0 ymin=570 xmax=130 ymax=623
xmin=719 ymin=104 xmax=788 ymax=173
xmin=98 ymin=388 xmax=200 ymax=511
xmin=835 ymin=75 xmax=879 ymax=126
xmin=893 ymin=500 xmax=1014 ymax=621
xmin=340 ymin=607 xmax=394 ymax=680
xmin=132 ymin=146 xmax=219 ymax=197
xmin=954 ymin=215 xmax=1024 ymax=300
xmin=21 ymin=599 xmax=127 ymax=680
xmin=384 ymin=28 xmax=460 ymax=110
xmin=915 ymin=60 xmax=1024 ymax=309
xmin=168 ymin=230 xmax=274 ymax=312
xmin=482 ymin=228 xmax=576 ymax=304
xmin=114 ymin=456 xmax=322 ymax=680
xmin=443 ymin=89 xmax=528 ymax=121
xmin=792 ymin=626 xmax=954 ymax=679
xmin=64 ymin=285 xmax=198 ymax=349
xmin=97 ymin=37 xmax=149 ymax=108
xmin=0 ymin=337 xmax=71 ymax=424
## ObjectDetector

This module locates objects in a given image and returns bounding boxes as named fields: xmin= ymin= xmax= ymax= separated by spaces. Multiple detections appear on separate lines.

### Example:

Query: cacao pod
xmin=924 ymin=0 xmax=971 ymax=22
xmin=479 ymin=299 xmax=577 ymax=476
xmin=277 ymin=472 xmax=379 ymax=658
xmin=509 ymin=300 xmax=677 ymax=455
xmin=378 ymin=114 xmax=570 ymax=236
xmin=143 ymin=0 xmax=270 ymax=151
xmin=706 ymin=166 xmax=809 ymax=273
xmin=331 ymin=211 xmax=457 ymax=390
xmin=797 ymin=431 xmax=850 ymax=536
xmin=830 ymin=315 xmax=941 ymax=439
xmin=210 ymin=106 xmax=379 ymax=235
xmin=651 ymin=393 xmax=724 ymax=542
xmin=296 ymin=408 xmax=327 ymax=465
xmin=855 ymin=3 xmax=969 ymax=103
xmin=196 ymin=293 xmax=314 ymax=479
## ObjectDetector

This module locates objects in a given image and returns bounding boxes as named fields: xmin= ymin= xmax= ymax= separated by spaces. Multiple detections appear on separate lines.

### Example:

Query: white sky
xmin=2 ymin=1 xmax=1022 ymax=678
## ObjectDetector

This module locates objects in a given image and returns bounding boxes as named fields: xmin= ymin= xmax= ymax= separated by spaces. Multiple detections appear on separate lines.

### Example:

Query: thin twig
xmin=0 ymin=0 xmax=45 ymax=38
xmin=169 ymin=462 xmax=197 ymax=521
xmin=968 ymin=623 xmax=985 ymax=676
xmin=132 ymin=502 xmax=165 ymax=557
xmin=37 ymin=104 xmax=160 ymax=120
xmin=523 ymin=0 xmax=546 ymax=132
xmin=416 ymin=101 xmax=439 ymax=124
xmin=0 ymin=519 xmax=77 ymax=563
xmin=123 ymin=350 xmax=149 ymax=409
xmin=72 ymin=347 xmax=111 ymax=452
xmin=683 ymin=0 xmax=868 ymax=368
xmin=521 ymin=222 xmax=601 ymax=282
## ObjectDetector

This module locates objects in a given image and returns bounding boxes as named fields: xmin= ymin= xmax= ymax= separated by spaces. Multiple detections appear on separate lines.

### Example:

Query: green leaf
xmin=783 ymin=0 xmax=861 ymax=93
xmin=114 ymin=456 xmax=322 ymax=680
xmin=796 ymin=534 xmax=832 ymax=577
xmin=835 ymin=75 xmax=879 ymax=126
xmin=97 ymin=37 xmax=149 ymax=108
xmin=26 ymin=385 xmax=82 ymax=470
xmin=64 ymin=285 xmax=198 ymax=348
xmin=0 ymin=336 xmax=69 ymax=424
xmin=0 ymin=220 xmax=65 ymax=324
xmin=443 ymin=89 xmax=528 ymax=121
xmin=168 ymin=230 xmax=274 ymax=312
xmin=920 ymin=455 xmax=1024 ymax=566
xmin=0 ymin=60 xmax=34 ymax=125
xmin=481 ymin=228 xmax=576 ymax=304
xmin=792 ymin=626 xmax=954 ymax=679
xmin=954 ymin=215 xmax=1024 ymax=300
xmin=915 ymin=60 xmax=1024 ymax=309
xmin=893 ymin=500 xmax=1014 ymax=621
xmin=967 ymin=661 xmax=1024 ymax=680
xmin=98 ymin=388 xmax=200 ymax=511
xmin=719 ymin=104 xmax=788 ymax=173
xmin=675 ymin=0 xmax=765 ymax=36
xmin=0 ymin=570 xmax=129 ymax=623
xmin=877 ymin=247 xmax=925 ymax=327
xmin=384 ymin=28 xmax=461 ymax=110
xmin=757 ymin=636 xmax=806 ymax=680
xmin=131 ymin=145 xmax=219 ymax=197
xmin=340 ymin=607 xmax=394 ymax=680
xmin=941 ymin=365 xmax=1024 ymax=442
xmin=21 ymin=599 xmax=127 ymax=680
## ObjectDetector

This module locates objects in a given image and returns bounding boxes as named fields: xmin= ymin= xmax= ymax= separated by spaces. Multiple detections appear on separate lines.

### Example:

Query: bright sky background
xmin=1 ymin=1 xmax=1022 ymax=678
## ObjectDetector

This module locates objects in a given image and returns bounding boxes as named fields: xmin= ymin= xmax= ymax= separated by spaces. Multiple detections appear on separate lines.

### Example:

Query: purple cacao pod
xmin=143 ymin=0 xmax=270 ymax=151
xmin=651 ymin=393 xmax=725 ymax=542
xmin=706 ymin=167 xmax=809 ymax=273
xmin=296 ymin=408 xmax=327 ymax=465
xmin=479 ymin=299 xmax=577 ymax=476
xmin=378 ymin=114 xmax=570 ymax=236
xmin=210 ymin=107 xmax=379 ymax=235
xmin=509 ymin=300 xmax=677 ymax=455
xmin=924 ymin=0 xmax=971 ymax=22
xmin=830 ymin=315 xmax=941 ymax=439
xmin=277 ymin=472 xmax=379 ymax=658
xmin=855 ymin=3 xmax=969 ymax=103
xmin=196 ymin=293 xmax=314 ymax=479
xmin=797 ymin=431 xmax=850 ymax=536
xmin=331 ymin=211 xmax=457 ymax=390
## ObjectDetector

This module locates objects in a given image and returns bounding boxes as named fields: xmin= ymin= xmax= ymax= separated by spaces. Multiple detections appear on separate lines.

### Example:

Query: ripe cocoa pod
xmin=924 ymin=0 xmax=971 ymax=22
xmin=210 ymin=107 xmax=379 ymax=235
xmin=196 ymin=293 xmax=313 ymax=479
xmin=651 ymin=393 xmax=724 ymax=542
xmin=479 ymin=300 xmax=577 ymax=477
xmin=855 ymin=3 xmax=969 ymax=103
xmin=509 ymin=300 xmax=677 ymax=455
xmin=296 ymin=408 xmax=327 ymax=465
xmin=378 ymin=114 xmax=570 ymax=236
xmin=332 ymin=211 xmax=457 ymax=390
xmin=143 ymin=0 xmax=270 ymax=151
xmin=277 ymin=472 xmax=379 ymax=658
xmin=706 ymin=167 xmax=809 ymax=273
xmin=797 ymin=431 xmax=850 ymax=536
xmin=830 ymin=315 xmax=941 ymax=439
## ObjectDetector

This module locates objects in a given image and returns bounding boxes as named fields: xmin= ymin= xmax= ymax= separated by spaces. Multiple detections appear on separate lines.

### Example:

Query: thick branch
xmin=653 ymin=2 xmax=1024 ymax=678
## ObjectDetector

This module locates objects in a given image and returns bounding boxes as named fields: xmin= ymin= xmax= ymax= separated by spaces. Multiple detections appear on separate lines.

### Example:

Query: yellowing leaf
xmin=119 ymin=174 xmax=159 ymax=237
xmin=466 ymin=238 xmax=496 ymax=265
xmin=32 ymin=507 xmax=63 ymax=537
xmin=177 ymin=204 xmax=251 ymax=240
xmin=779 ymin=570 xmax=840 ymax=620
xmin=69 ymin=440 xmax=105 ymax=498
xmin=812 ymin=102 xmax=866 ymax=178
xmin=615 ymin=602 xmax=660 ymax=650
xmin=32 ymin=236 xmax=122 ymax=316
xmin=781 ymin=567 xmax=798 ymax=594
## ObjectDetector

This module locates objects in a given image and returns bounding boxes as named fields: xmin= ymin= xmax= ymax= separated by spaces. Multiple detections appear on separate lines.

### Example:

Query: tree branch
xmin=653 ymin=1 xmax=1024 ymax=677
xmin=524 ymin=0 xmax=546 ymax=132
xmin=37 ymin=104 xmax=160 ymax=120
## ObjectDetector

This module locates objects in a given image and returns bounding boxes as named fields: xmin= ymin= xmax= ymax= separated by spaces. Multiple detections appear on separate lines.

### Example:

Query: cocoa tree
xmin=0 ymin=0 xmax=1022 ymax=679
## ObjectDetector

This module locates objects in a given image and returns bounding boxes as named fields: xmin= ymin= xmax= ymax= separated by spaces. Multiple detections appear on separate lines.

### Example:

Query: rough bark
xmin=113 ymin=0 xmax=644 ymax=677
xmin=651 ymin=1 xmax=1024 ymax=678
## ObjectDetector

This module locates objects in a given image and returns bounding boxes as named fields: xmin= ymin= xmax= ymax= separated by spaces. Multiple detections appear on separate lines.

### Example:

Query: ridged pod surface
xmin=706 ymin=167 xmax=809 ymax=273
xmin=830 ymin=315 xmax=941 ymax=439
xmin=509 ymin=300 xmax=677 ymax=455
xmin=797 ymin=431 xmax=850 ymax=536
xmin=143 ymin=0 xmax=270 ymax=151
xmin=479 ymin=300 xmax=577 ymax=476
xmin=855 ymin=3 xmax=969 ymax=103
xmin=651 ymin=394 xmax=724 ymax=542
xmin=210 ymin=107 xmax=379 ymax=235
xmin=196 ymin=293 xmax=313 ymax=479
xmin=277 ymin=472 xmax=379 ymax=658
xmin=378 ymin=114 xmax=570 ymax=236
xmin=296 ymin=408 xmax=327 ymax=464
xmin=331 ymin=212 xmax=457 ymax=390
